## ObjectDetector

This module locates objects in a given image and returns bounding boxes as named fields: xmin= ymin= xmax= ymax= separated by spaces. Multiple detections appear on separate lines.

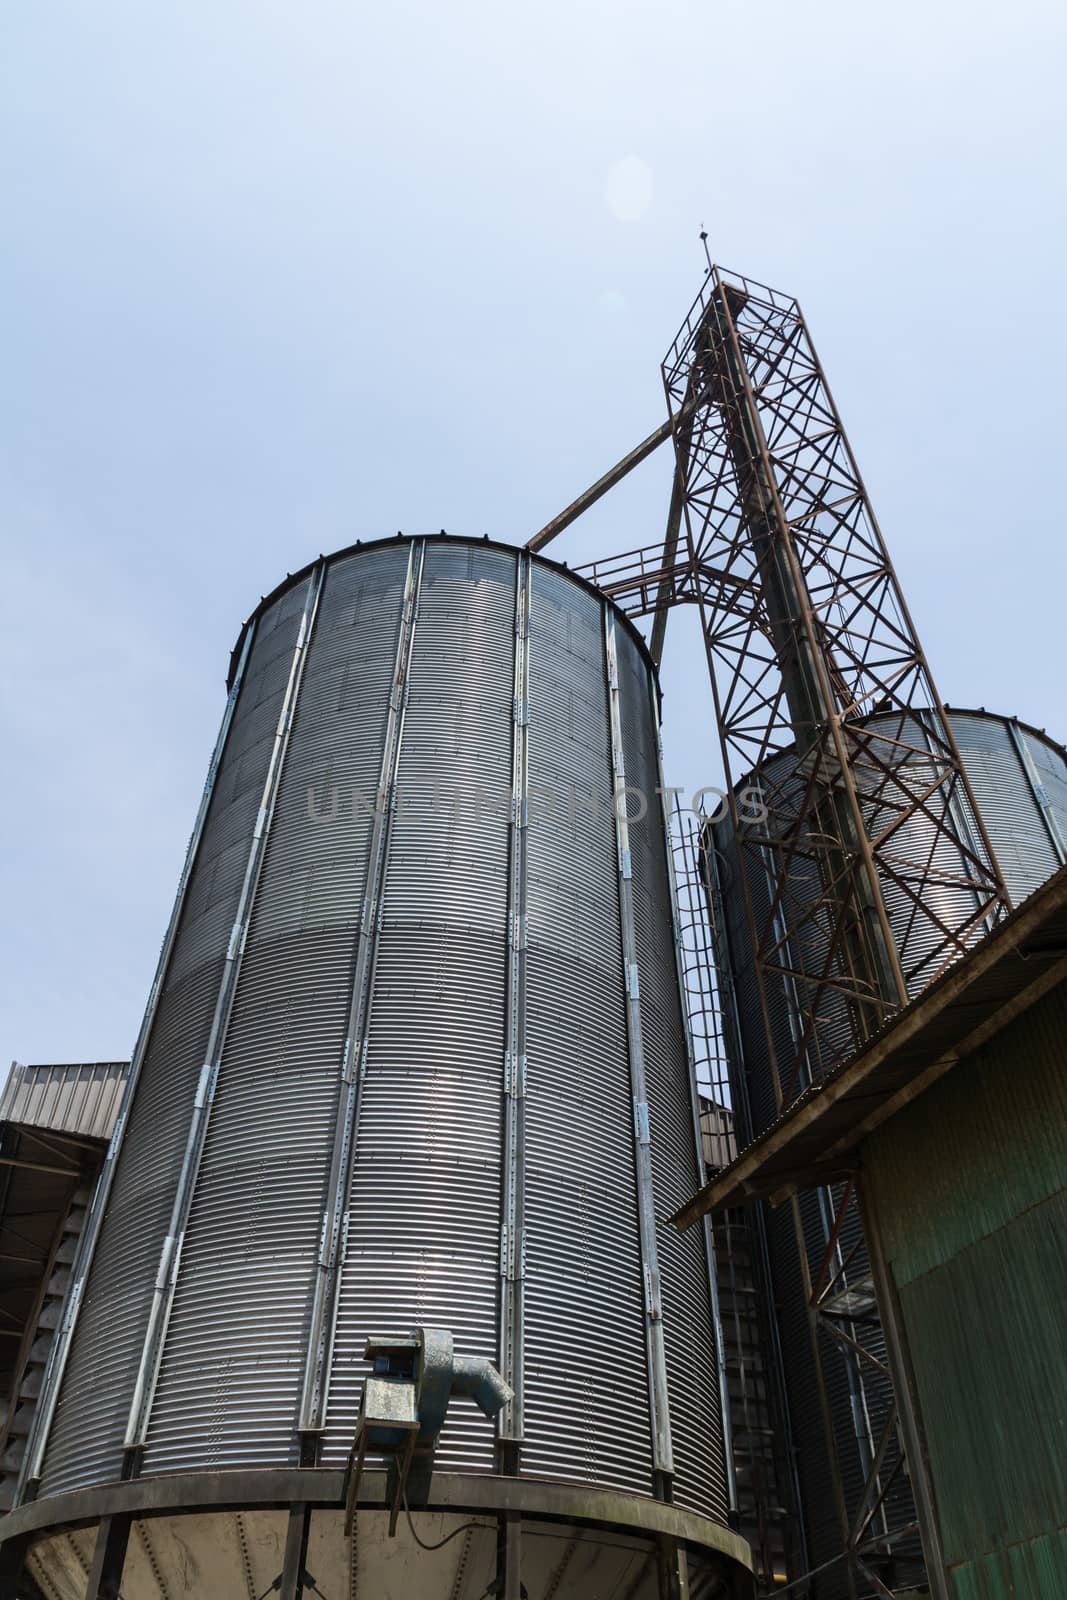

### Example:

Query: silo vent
xmin=345 ymin=1326 xmax=512 ymax=1534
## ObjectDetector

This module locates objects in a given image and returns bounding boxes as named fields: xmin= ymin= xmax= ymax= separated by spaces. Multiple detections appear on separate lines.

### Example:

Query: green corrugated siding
xmin=870 ymin=986 xmax=1067 ymax=1286
xmin=865 ymin=982 xmax=1067 ymax=1599
xmin=949 ymin=1529 xmax=1067 ymax=1600
xmin=896 ymin=1191 xmax=1067 ymax=1563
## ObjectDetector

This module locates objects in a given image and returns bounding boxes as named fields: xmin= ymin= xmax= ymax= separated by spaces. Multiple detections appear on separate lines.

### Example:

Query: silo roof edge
xmin=226 ymin=533 xmax=660 ymax=697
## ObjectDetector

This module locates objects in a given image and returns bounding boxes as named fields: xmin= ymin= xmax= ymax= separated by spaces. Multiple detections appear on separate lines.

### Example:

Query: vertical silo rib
xmin=649 ymin=681 xmax=736 ymax=1516
xmin=604 ymin=611 xmax=673 ymax=1483
xmin=1007 ymin=718 xmax=1067 ymax=866
xmin=499 ymin=551 xmax=531 ymax=1454
xmin=123 ymin=565 xmax=325 ymax=1454
xmin=298 ymin=540 xmax=425 ymax=1438
xmin=18 ymin=619 xmax=259 ymax=1498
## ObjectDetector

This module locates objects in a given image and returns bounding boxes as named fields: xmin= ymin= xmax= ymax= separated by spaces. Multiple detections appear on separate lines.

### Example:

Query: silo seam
xmin=604 ymin=609 xmax=673 ymax=1482
xmin=499 ymin=550 xmax=531 ymax=1449
xmin=1007 ymin=717 xmax=1067 ymax=866
xmin=297 ymin=539 xmax=426 ymax=1436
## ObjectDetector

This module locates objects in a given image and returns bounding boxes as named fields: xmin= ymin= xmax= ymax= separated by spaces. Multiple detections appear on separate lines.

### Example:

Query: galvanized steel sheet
xmin=30 ymin=537 xmax=726 ymax=1525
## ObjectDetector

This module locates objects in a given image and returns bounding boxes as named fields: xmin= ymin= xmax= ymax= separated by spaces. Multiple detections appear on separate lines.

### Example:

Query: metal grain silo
xmin=2 ymin=536 xmax=751 ymax=1600
xmin=704 ymin=707 xmax=1067 ymax=1595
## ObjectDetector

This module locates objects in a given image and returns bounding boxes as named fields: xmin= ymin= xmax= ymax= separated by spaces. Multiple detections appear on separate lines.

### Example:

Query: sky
xmin=2 ymin=0 xmax=1065 ymax=1067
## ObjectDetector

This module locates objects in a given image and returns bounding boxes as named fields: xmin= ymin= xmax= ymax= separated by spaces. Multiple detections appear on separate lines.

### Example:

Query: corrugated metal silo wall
xmin=41 ymin=576 xmax=314 ymax=1495
xmin=321 ymin=540 xmax=513 ymax=1474
xmin=615 ymin=622 xmax=726 ymax=1517
xmin=518 ymin=561 xmax=652 ymax=1494
xmin=35 ymin=537 xmax=725 ymax=1522
xmin=146 ymin=546 xmax=410 ymax=1473
xmin=947 ymin=711 xmax=1067 ymax=907
xmin=708 ymin=709 xmax=1067 ymax=1594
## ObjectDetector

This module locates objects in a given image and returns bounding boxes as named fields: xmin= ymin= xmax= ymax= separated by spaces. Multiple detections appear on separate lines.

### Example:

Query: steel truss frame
xmin=670 ymin=806 xmax=800 ymax=1592
xmin=779 ymin=1156 xmax=958 ymax=1600
xmin=798 ymin=1177 xmax=923 ymax=1600
xmin=530 ymin=261 xmax=997 ymax=1598
xmin=573 ymin=263 xmax=1009 ymax=1107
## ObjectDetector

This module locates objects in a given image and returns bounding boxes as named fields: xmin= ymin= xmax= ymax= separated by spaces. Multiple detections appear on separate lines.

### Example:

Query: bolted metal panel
xmin=124 ymin=566 xmax=325 ymax=1454
xmin=165 ymin=583 xmax=315 ymax=993
xmin=499 ymin=551 xmax=531 ymax=1447
xmin=16 ymin=621 xmax=260 ymax=1502
xmin=949 ymin=710 xmax=1067 ymax=905
xmin=605 ymin=612 xmax=673 ymax=1483
xmin=127 ymin=563 xmax=326 ymax=1452
xmin=296 ymin=542 xmax=424 ymax=1440
xmin=29 ymin=536 xmax=728 ymax=1526
xmin=35 ymin=960 xmax=227 ymax=1493
xmin=38 ymin=580 xmax=313 ymax=1496
xmin=1021 ymin=725 xmax=1067 ymax=863
xmin=322 ymin=541 xmax=516 ymax=1472
xmin=520 ymin=563 xmax=655 ymax=1497
xmin=142 ymin=547 xmax=411 ymax=1473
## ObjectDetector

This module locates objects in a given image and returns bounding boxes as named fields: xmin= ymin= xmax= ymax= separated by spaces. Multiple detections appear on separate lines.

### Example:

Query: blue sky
xmin=2 ymin=0 xmax=1065 ymax=1065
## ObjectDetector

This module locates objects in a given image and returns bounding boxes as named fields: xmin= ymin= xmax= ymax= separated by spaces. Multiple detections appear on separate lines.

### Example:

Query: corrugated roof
xmin=0 ymin=1061 xmax=129 ymax=1144
xmin=0 ymin=1065 xmax=130 ymax=1487
xmin=672 ymin=863 xmax=1067 ymax=1225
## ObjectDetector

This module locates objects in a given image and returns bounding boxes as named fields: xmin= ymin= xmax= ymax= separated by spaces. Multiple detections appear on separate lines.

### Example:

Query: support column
xmin=278 ymin=1505 xmax=313 ymax=1600
xmin=84 ymin=1516 xmax=131 ymax=1600
xmin=496 ymin=1511 xmax=523 ymax=1600
xmin=0 ymin=1531 xmax=33 ymax=1600
xmin=655 ymin=1535 xmax=690 ymax=1600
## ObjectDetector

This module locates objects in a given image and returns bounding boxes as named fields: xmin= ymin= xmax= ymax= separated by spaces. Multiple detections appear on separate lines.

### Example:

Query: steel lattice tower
xmin=529 ymin=259 xmax=1011 ymax=1599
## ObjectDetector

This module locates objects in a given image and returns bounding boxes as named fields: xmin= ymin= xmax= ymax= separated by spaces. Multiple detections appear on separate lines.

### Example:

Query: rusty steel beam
xmin=527 ymin=418 xmax=674 ymax=553
xmin=528 ymin=383 xmax=717 ymax=555
xmin=649 ymin=469 xmax=684 ymax=666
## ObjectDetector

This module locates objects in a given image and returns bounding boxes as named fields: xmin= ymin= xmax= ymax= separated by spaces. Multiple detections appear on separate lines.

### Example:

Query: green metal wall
xmin=864 ymin=982 xmax=1067 ymax=1600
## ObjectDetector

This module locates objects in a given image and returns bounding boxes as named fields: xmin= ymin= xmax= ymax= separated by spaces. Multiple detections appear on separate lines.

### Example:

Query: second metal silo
xmin=704 ymin=706 xmax=1067 ymax=1595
